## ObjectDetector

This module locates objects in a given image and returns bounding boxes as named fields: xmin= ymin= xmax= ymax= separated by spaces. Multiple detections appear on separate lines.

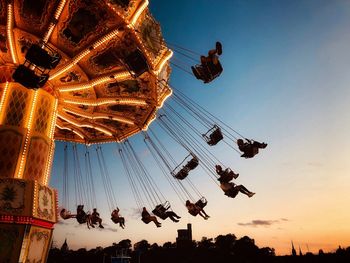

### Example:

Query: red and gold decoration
xmin=0 ymin=0 xmax=171 ymax=262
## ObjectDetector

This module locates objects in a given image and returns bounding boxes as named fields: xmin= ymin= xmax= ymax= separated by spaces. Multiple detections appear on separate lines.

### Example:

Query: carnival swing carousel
xmin=0 ymin=1 xmax=266 ymax=262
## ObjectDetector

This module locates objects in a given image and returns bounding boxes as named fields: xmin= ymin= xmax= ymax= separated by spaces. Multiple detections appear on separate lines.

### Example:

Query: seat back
xmin=195 ymin=198 xmax=207 ymax=209
xmin=12 ymin=65 xmax=41 ymax=89
xmin=152 ymin=205 xmax=168 ymax=220
xmin=185 ymin=157 xmax=199 ymax=170
xmin=26 ymin=44 xmax=61 ymax=69
xmin=173 ymin=167 xmax=189 ymax=180
xmin=125 ymin=49 xmax=149 ymax=77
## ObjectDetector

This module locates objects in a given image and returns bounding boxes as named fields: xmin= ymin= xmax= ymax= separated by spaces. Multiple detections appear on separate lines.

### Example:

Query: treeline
xmin=47 ymin=234 xmax=350 ymax=263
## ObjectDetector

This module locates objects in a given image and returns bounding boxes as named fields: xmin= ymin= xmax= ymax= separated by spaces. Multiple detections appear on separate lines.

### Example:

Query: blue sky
xmin=51 ymin=0 xmax=350 ymax=254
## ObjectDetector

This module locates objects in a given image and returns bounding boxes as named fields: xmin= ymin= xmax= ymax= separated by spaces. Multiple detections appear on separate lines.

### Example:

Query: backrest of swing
xmin=210 ymin=126 xmax=223 ymax=139
xmin=203 ymin=125 xmax=221 ymax=140
xmin=195 ymin=197 xmax=207 ymax=209
xmin=172 ymin=167 xmax=189 ymax=180
xmin=185 ymin=156 xmax=199 ymax=169
xmin=193 ymin=64 xmax=210 ymax=82
xmin=207 ymin=60 xmax=223 ymax=77
xmin=172 ymin=154 xmax=193 ymax=176
xmin=152 ymin=205 xmax=168 ymax=220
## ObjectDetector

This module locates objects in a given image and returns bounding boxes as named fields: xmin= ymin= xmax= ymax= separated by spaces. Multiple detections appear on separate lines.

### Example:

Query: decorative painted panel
xmin=0 ymin=178 xmax=26 ymax=215
xmin=34 ymin=183 xmax=57 ymax=223
xmin=25 ymin=226 xmax=52 ymax=263
xmin=23 ymin=136 xmax=50 ymax=183
xmin=0 ymin=129 xmax=23 ymax=178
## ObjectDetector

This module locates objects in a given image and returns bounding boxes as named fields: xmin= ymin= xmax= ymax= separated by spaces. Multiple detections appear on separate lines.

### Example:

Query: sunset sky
xmin=50 ymin=0 xmax=350 ymax=255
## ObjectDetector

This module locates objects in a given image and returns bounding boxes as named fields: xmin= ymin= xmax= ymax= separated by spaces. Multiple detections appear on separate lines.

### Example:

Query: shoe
xmin=99 ymin=225 xmax=104 ymax=228
xmin=233 ymin=173 xmax=239 ymax=179
xmin=156 ymin=223 xmax=162 ymax=228
xmin=216 ymin=41 xmax=222 ymax=55
xmin=248 ymin=192 xmax=255 ymax=198
xmin=261 ymin=143 xmax=267 ymax=149
xmin=173 ymin=219 xmax=179 ymax=223
xmin=90 ymin=225 xmax=95 ymax=228
xmin=176 ymin=216 xmax=181 ymax=219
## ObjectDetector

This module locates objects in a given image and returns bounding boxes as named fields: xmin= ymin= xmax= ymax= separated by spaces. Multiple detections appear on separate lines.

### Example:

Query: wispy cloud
xmin=128 ymin=207 xmax=141 ymax=220
xmin=238 ymin=218 xmax=289 ymax=227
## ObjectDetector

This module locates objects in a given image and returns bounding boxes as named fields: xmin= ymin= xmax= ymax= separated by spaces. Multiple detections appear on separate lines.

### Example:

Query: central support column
xmin=0 ymin=82 xmax=58 ymax=263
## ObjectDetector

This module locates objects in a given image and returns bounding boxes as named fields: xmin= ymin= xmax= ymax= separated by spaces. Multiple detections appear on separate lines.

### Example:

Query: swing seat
xmin=152 ymin=202 xmax=170 ymax=220
xmin=76 ymin=214 xmax=88 ymax=224
xmin=111 ymin=216 xmax=125 ymax=224
xmin=188 ymin=208 xmax=199 ymax=216
xmin=191 ymin=59 xmax=223 ymax=83
xmin=241 ymin=145 xmax=259 ymax=158
xmin=141 ymin=216 xmax=151 ymax=224
xmin=111 ymin=216 xmax=121 ymax=223
xmin=225 ymin=168 xmax=238 ymax=179
xmin=224 ymin=187 xmax=239 ymax=198
xmin=172 ymin=154 xmax=197 ymax=180
xmin=25 ymin=43 xmax=61 ymax=69
xmin=60 ymin=208 xmax=75 ymax=220
xmin=114 ymin=0 xmax=130 ymax=8
xmin=12 ymin=65 xmax=49 ymax=89
xmin=124 ymin=49 xmax=149 ymax=78
xmin=184 ymin=156 xmax=199 ymax=170
xmin=172 ymin=167 xmax=189 ymax=180
xmin=195 ymin=197 xmax=207 ymax=209
xmin=203 ymin=125 xmax=223 ymax=146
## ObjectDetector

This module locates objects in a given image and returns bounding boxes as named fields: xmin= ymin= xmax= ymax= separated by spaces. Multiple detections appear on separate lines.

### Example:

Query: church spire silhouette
xmin=291 ymin=241 xmax=297 ymax=256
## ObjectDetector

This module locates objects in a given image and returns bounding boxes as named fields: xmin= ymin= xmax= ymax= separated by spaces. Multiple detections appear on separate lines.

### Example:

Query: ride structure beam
xmin=0 ymin=82 xmax=58 ymax=263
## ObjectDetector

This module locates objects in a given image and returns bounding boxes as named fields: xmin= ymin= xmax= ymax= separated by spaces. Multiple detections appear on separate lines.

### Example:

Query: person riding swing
xmin=237 ymin=138 xmax=267 ymax=158
xmin=111 ymin=207 xmax=125 ymax=229
xmin=90 ymin=208 xmax=104 ymax=228
xmin=60 ymin=208 xmax=76 ymax=220
xmin=185 ymin=200 xmax=210 ymax=220
xmin=191 ymin=42 xmax=223 ymax=83
xmin=215 ymin=165 xmax=239 ymax=182
xmin=76 ymin=205 xmax=92 ymax=229
xmin=152 ymin=204 xmax=181 ymax=223
xmin=141 ymin=207 xmax=161 ymax=227
xmin=220 ymin=182 xmax=255 ymax=198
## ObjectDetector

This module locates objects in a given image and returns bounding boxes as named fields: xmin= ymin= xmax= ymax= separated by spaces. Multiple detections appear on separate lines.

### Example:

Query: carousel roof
xmin=0 ymin=0 xmax=172 ymax=144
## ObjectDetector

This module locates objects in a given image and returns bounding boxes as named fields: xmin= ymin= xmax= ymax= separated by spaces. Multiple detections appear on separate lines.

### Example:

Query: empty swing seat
xmin=203 ymin=125 xmax=223 ymax=146
xmin=26 ymin=44 xmax=61 ymax=69
xmin=191 ymin=60 xmax=223 ymax=83
xmin=114 ymin=0 xmax=130 ymax=8
xmin=124 ymin=49 xmax=149 ymax=78
xmin=172 ymin=166 xmax=189 ymax=180
xmin=12 ymin=65 xmax=49 ymax=89
xmin=184 ymin=157 xmax=199 ymax=170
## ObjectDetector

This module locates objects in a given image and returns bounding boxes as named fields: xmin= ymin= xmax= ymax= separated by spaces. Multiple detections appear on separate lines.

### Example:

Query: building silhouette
xmin=176 ymin=223 xmax=193 ymax=249
xmin=61 ymin=239 xmax=69 ymax=253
